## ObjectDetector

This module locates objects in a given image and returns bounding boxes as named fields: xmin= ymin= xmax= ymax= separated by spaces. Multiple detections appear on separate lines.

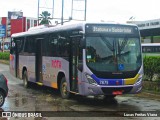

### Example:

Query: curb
xmin=136 ymin=91 xmax=160 ymax=100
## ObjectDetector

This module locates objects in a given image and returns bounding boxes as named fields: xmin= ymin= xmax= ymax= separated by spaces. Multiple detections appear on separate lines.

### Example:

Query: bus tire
xmin=60 ymin=77 xmax=70 ymax=99
xmin=23 ymin=71 xmax=29 ymax=88
xmin=0 ymin=91 xmax=5 ymax=107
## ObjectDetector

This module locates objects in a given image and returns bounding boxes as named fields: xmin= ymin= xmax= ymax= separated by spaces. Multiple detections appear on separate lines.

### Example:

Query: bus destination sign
xmin=86 ymin=25 xmax=135 ymax=34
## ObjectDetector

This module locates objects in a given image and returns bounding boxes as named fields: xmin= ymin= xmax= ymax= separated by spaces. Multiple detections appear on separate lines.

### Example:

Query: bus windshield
xmin=86 ymin=36 xmax=142 ymax=72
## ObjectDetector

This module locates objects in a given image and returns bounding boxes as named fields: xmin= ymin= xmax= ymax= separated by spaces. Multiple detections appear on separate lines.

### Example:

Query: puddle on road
xmin=4 ymin=91 xmax=141 ymax=112
xmin=3 ymin=85 xmax=74 ymax=111
xmin=3 ymin=83 xmax=160 ymax=112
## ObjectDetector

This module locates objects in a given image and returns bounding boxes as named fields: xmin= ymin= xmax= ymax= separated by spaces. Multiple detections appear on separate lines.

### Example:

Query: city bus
xmin=141 ymin=43 xmax=160 ymax=56
xmin=10 ymin=22 xmax=143 ymax=99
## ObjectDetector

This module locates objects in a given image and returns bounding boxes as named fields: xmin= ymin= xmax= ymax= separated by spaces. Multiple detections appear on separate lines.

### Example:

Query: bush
xmin=143 ymin=81 xmax=160 ymax=92
xmin=143 ymin=56 xmax=160 ymax=81
xmin=0 ymin=52 xmax=10 ymax=60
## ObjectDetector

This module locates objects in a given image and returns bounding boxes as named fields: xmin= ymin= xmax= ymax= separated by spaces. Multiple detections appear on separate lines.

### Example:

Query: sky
xmin=0 ymin=0 xmax=160 ymax=24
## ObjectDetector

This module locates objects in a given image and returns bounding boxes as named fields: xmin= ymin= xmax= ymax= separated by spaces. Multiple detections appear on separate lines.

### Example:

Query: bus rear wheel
xmin=60 ymin=77 xmax=70 ymax=99
xmin=23 ymin=71 xmax=29 ymax=88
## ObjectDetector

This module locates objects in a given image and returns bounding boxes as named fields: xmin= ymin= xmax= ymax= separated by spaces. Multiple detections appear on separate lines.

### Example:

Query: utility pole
xmin=84 ymin=0 xmax=87 ymax=21
xmin=71 ymin=0 xmax=87 ymax=21
xmin=61 ymin=0 xmax=64 ymax=25
xmin=37 ymin=0 xmax=86 ymax=25
xmin=38 ymin=0 xmax=40 ymax=24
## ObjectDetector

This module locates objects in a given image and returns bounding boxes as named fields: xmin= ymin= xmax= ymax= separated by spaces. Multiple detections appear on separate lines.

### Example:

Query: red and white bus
xmin=10 ymin=22 xmax=143 ymax=98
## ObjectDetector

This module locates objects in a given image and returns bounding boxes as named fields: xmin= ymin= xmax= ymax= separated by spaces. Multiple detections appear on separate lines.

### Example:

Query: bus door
xmin=35 ymin=38 xmax=43 ymax=84
xmin=15 ymin=40 xmax=19 ymax=78
xmin=70 ymin=38 xmax=81 ymax=92
xmin=10 ymin=39 xmax=18 ymax=77
xmin=10 ymin=38 xmax=23 ymax=78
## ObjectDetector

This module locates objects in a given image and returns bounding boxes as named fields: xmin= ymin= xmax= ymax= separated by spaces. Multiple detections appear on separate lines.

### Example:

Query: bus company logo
xmin=52 ymin=60 xmax=62 ymax=68
xmin=2 ymin=112 xmax=42 ymax=118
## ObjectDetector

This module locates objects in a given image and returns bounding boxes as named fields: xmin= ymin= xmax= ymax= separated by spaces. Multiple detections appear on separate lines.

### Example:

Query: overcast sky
xmin=0 ymin=0 xmax=160 ymax=23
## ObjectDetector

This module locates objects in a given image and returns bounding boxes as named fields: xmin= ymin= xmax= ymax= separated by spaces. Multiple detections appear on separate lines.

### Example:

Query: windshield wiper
xmin=101 ymin=36 xmax=114 ymax=51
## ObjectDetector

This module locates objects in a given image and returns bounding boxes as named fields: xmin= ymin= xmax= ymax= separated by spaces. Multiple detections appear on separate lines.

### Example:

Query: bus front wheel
xmin=0 ymin=91 xmax=5 ymax=107
xmin=23 ymin=71 xmax=29 ymax=88
xmin=60 ymin=77 xmax=70 ymax=99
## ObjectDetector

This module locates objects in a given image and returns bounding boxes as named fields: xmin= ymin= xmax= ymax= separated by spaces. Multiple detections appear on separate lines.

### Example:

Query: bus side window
xmin=10 ymin=38 xmax=24 ymax=54
xmin=24 ymin=36 xmax=35 ymax=54
xmin=159 ymin=46 xmax=160 ymax=52
xmin=57 ymin=33 xmax=69 ymax=57
xmin=48 ymin=34 xmax=58 ymax=56
xmin=10 ymin=41 xmax=15 ymax=54
xmin=17 ymin=38 xmax=24 ymax=53
xmin=143 ymin=46 xmax=146 ymax=52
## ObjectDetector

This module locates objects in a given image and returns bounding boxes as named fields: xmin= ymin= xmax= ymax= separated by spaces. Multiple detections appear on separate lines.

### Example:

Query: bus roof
xmin=11 ymin=21 xmax=138 ymax=38
xmin=141 ymin=43 xmax=160 ymax=46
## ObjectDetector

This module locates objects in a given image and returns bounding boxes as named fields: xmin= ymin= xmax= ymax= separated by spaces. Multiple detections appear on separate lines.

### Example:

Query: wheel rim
xmin=0 ymin=94 xmax=4 ymax=105
xmin=62 ymin=82 xmax=67 ymax=96
xmin=23 ymin=76 xmax=27 ymax=87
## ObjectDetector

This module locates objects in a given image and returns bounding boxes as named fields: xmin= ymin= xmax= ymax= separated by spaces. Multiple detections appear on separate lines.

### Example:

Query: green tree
xmin=39 ymin=11 xmax=52 ymax=25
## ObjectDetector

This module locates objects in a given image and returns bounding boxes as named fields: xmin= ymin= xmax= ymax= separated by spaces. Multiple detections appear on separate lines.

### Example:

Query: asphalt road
xmin=0 ymin=63 xmax=160 ymax=120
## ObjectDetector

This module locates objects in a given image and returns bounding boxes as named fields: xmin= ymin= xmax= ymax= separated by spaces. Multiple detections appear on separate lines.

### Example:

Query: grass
xmin=0 ymin=60 xmax=9 ymax=65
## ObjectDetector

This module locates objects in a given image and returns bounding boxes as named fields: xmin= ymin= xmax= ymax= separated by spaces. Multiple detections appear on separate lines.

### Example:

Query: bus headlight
xmin=86 ymin=75 xmax=98 ymax=85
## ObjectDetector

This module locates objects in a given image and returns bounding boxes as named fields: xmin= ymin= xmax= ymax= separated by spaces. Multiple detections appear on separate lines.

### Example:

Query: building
xmin=0 ymin=15 xmax=38 ymax=50
xmin=127 ymin=19 xmax=160 ymax=43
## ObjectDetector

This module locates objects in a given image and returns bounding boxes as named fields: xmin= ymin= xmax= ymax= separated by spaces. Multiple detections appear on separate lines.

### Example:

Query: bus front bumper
xmin=80 ymin=80 xmax=142 ymax=96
